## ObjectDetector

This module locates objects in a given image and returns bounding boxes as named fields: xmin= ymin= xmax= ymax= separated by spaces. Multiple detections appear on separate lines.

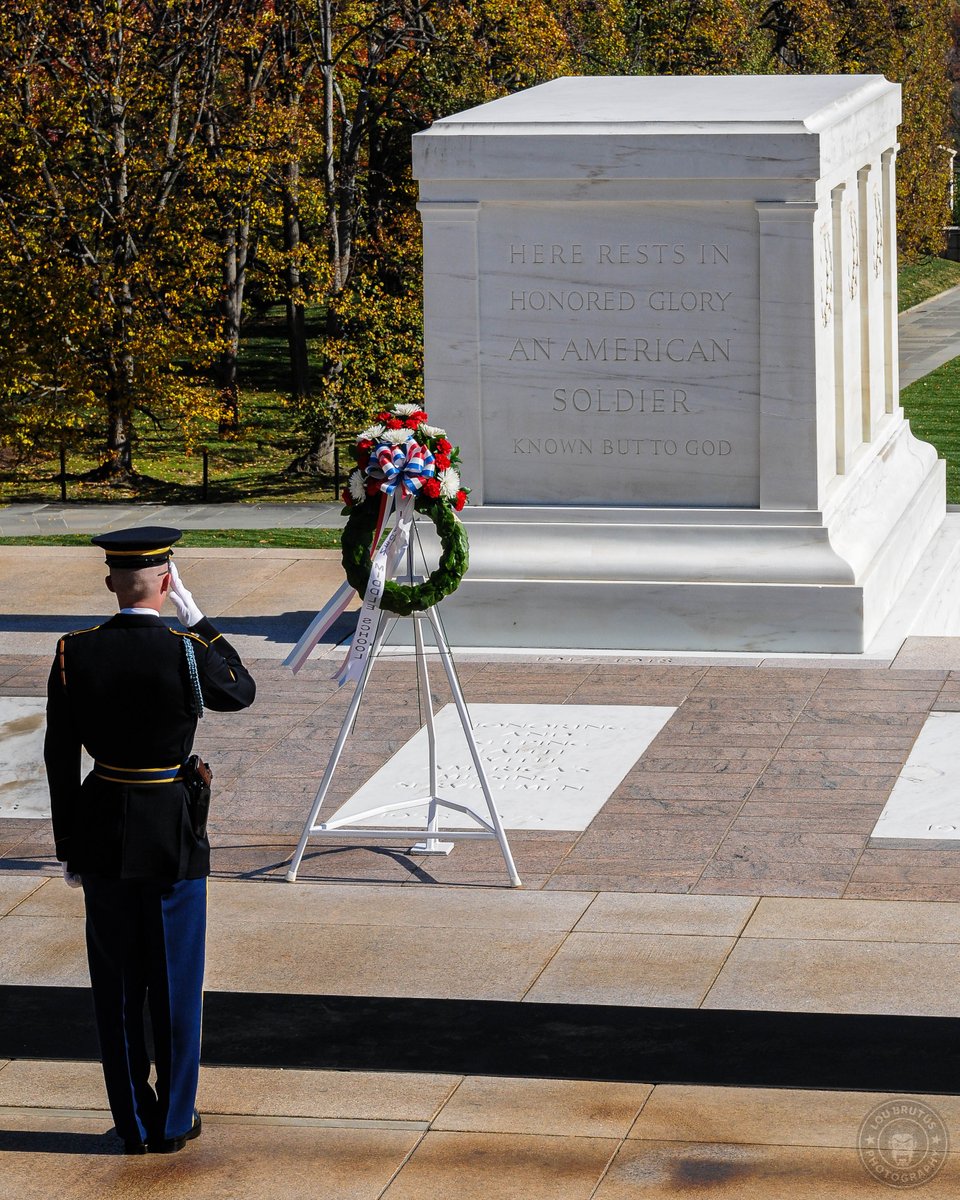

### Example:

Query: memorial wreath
xmin=339 ymin=404 xmax=470 ymax=616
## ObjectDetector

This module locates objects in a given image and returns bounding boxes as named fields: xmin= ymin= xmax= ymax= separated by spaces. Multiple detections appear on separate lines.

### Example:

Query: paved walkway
xmin=0 ymin=500 xmax=347 ymax=536
xmin=900 ymin=282 xmax=960 ymax=387
xmin=4 ymin=558 xmax=960 ymax=1193
xmin=4 ymin=287 xmax=960 ymax=1196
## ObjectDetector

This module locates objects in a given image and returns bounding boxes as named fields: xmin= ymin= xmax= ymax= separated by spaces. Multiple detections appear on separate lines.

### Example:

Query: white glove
xmin=62 ymin=864 xmax=82 ymax=889
xmin=168 ymin=561 xmax=204 ymax=628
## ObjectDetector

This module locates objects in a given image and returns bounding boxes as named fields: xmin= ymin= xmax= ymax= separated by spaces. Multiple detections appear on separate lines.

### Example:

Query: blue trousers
xmin=81 ymin=875 xmax=206 ymax=1145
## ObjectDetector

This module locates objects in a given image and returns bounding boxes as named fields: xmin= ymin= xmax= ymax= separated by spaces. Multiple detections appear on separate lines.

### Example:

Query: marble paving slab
xmin=0 ymin=697 xmax=91 ymax=818
xmin=330 ymin=704 xmax=675 ymax=831
xmin=871 ymin=712 xmax=960 ymax=839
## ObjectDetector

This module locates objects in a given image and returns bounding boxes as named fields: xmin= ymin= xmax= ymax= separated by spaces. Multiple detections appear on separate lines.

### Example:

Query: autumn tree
xmin=0 ymin=0 xmax=237 ymax=478
xmin=275 ymin=0 xmax=437 ymax=473
xmin=197 ymin=1 xmax=278 ymax=435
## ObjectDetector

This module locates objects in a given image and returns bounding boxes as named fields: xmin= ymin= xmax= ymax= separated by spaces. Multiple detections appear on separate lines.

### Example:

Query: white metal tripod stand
xmin=285 ymin=566 xmax=522 ymax=887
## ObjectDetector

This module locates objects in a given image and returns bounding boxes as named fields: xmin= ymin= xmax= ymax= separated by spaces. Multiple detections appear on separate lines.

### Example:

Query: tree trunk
xmin=105 ymin=398 xmax=134 ymax=475
xmin=217 ymin=214 xmax=243 ymax=435
xmin=87 ymin=269 xmax=138 ymax=480
xmin=286 ymin=296 xmax=311 ymax=401
xmin=82 ymin=385 xmax=135 ymax=481
xmin=282 ymin=157 xmax=312 ymax=403
xmin=285 ymin=431 xmax=335 ymax=474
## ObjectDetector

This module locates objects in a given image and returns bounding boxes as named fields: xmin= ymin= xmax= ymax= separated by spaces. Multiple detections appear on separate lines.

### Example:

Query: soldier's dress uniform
xmin=44 ymin=528 xmax=255 ymax=1152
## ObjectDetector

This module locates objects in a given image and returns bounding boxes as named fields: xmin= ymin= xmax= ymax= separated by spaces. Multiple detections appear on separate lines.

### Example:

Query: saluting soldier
xmin=44 ymin=527 xmax=256 ymax=1154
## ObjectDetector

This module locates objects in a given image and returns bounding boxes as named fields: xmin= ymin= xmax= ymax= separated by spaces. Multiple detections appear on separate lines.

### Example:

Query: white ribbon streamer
xmin=335 ymin=494 xmax=415 ymax=687
xmin=283 ymin=580 xmax=357 ymax=675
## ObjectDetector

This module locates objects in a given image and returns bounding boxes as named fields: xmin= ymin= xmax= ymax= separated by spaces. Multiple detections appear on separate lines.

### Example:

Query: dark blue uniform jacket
xmin=45 ymin=614 xmax=255 ymax=879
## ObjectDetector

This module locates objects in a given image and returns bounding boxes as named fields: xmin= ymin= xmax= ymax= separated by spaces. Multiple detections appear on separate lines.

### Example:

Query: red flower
xmin=385 ymin=417 xmax=403 ymax=430
xmin=434 ymin=453 xmax=451 ymax=471
xmin=376 ymin=411 xmax=392 ymax=423
xmin=405 ymin=416 xmax=421 ymax=429
xmin=454 ymin=489 xmax=468 ymax=511
xmin=410 ymin=410 xmax=428 ymax=424
xmin=422 ymin=478 xmax=441 ymax=499
xmin=341 ymin=487 xmax=353 ymax=506
xmin=357 ymin=439 xmax=373 ymax=452
xmin=436 ymin=438 xmax=452 ymax=454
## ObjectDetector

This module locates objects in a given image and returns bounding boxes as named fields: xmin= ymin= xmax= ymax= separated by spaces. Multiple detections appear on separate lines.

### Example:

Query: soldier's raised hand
xmin=168 ymin=561 xmax=204 ymax=628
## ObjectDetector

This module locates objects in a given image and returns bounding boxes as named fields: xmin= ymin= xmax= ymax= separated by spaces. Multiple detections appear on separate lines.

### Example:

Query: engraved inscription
xmin=499 ymin=239 xmax=736 ymax=453
xmin=507 ymin=242 xmax=731 ymax=266
xmin=392 ymin=718 xmax=635 ymax=794
xmin=509 ymin=338 xmax=730 ymax=364
xmin=479 ymin=208 xmax=760 ymax=504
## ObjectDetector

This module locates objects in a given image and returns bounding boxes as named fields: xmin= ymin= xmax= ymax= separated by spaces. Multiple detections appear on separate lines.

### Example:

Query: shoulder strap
xmin=182 ymin=634 xmax=205 ymax=720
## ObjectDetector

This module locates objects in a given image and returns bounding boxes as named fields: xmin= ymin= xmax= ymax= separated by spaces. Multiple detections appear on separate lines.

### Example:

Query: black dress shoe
xmin=123 ymin=1139 xmax=147 ymax=1155
xmin=148 ymin=1113 xmax=202 ymax=1154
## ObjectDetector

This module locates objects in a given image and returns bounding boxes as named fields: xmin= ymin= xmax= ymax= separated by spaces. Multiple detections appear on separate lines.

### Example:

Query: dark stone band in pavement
xmin=2 ymin=655 xmax=956 ymax=900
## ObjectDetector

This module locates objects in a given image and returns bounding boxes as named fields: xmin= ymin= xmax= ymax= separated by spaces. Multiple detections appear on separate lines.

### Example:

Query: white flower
xmin=381 ymin=428 xmax=412 ymax=445
xmin=439 ymin=466 xmax=461 ymax=498
xmin=357 ymin=424 xmax=385 ymax=443
xmin=418 ymin=423 xmax=446 ymax=439
xmin=390 ymin=403 xmax=420 ymax=416
xmin=347 ymin=469 xmax=366 ymax=501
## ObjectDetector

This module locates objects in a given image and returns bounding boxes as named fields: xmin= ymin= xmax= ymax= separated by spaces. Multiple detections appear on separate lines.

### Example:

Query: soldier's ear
xmin=159 ymin=570 xmax=172 ymax=594
xmin=105 ymin=575 xmax=115 ymax=594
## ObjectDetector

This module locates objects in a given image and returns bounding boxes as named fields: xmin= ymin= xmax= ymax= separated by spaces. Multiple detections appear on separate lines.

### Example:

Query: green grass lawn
xmin=897 ymin=255 xmax=960 ymax=311
xmin=0 ymin=528 xmax=343 ymax=549
xmin=0 ymin=388 xmax=330 ymax=505
xmin=900 ymin=357 xmax=960 ymax=504
xmin=0 ymin=304 xmax=346 ymax=505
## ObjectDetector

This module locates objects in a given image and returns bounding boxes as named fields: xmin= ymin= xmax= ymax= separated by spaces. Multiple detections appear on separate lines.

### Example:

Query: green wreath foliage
xmin=341 ymin=495 xmax=469 ymax=616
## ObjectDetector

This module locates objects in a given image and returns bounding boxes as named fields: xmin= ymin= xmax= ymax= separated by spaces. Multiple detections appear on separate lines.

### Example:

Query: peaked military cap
xmin=91 ymin=526 xmax=182 ymax=568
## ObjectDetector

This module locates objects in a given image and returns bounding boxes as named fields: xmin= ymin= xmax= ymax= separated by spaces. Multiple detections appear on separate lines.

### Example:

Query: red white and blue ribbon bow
xmin=371 ymin=439 xmax=435 ymax=498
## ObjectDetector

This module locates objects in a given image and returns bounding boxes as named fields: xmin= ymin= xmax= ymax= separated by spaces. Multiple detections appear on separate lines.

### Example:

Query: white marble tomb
xmin=412 ymin=75 xmax=947 ymax=652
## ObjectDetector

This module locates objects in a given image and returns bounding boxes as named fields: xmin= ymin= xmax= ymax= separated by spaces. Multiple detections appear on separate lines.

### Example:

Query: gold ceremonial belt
xmin=93 ymin=761 xmax=183 ymax=785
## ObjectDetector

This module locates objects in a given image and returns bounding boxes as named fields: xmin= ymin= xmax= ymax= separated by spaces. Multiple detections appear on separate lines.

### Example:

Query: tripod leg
xmin=425 ymin=606 xmax=522 ymax=887
xmin=286 ymin=610 xmax=389 ymax=882
xmin=411 ymin=611 xmax=452 ymax=855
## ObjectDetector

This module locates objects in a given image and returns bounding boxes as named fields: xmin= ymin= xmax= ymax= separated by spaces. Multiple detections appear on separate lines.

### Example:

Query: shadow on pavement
xmin=0 ymin=612 xmax=358 ymax=646
xmin=0 ymin=1129 xmax=124 ymax=1155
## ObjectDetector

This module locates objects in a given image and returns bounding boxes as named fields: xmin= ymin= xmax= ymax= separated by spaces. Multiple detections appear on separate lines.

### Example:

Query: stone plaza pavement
xmin=3 ymin=545 xmax=960 ymax=1195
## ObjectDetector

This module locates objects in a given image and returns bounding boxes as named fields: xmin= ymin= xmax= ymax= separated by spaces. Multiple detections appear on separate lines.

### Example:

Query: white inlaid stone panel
xmin=871 ymin=712 xmax=960 ymax=839
xmin=0 ymin=697 xmax=93 ymax=818
xmin=0 ymin=697 xmax=49 ymax=818
xmin=332 ymin=704 xmax=675 ymax=831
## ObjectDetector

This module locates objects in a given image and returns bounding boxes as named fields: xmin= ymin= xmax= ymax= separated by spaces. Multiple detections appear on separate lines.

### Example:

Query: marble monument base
xmin=434 ymin=420 xmax=947 ymax=654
